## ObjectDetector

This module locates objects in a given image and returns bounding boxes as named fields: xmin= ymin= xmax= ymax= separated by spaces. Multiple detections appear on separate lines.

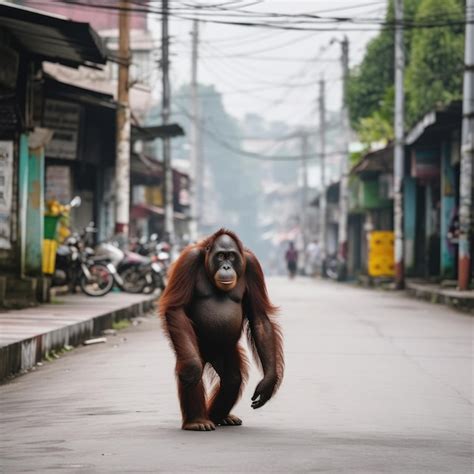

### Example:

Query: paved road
xmin=0 ymin=278 xmax=472 ymax=473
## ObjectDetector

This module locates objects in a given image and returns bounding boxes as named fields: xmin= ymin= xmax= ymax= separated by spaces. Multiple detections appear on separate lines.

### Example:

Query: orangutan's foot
xmin=215 ymin=414 xmax=242 ymax=426
xmin=182 ymin=419 xmax=216 ymax=431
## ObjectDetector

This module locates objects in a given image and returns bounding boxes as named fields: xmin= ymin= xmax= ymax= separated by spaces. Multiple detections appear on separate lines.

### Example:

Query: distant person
xmin=285 ymin=241 xmax=298 ymax=279
xmin=305 ymin=239 xmax=321 ymax=276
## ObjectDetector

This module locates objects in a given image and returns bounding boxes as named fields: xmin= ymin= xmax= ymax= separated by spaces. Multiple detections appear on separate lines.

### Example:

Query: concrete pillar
xmin=25 ymin=146 xmax=44 ymax=276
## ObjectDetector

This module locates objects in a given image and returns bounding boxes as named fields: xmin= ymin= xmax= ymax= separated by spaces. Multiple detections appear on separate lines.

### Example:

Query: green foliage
xmin=347 ymin=0 xmax=464 ymax=146
xmin=349 ymin=150 xmax=364 ymax=166
xmin=112 ymin=320 xmax=130 ymax=330
xmin=358 ymin=111 xmax=394 ymax=146
xmin=347 ymin=0 xmax=421 ymax=135
xmin=405 ymin=0 xmax=464 ymax=124
xmin=347 ymin=25 xmax=394 ymax=130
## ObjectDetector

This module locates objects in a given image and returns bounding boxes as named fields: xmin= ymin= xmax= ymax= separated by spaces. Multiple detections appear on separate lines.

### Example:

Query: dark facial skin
xmin=207 ymin=235 xmax=244 ymax=291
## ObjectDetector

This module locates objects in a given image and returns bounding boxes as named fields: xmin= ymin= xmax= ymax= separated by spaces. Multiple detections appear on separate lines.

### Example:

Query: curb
xmin=0 ymin=296 xmax=157 ymax=383
xmin=405 ymin=282 xmax=474 ymax=314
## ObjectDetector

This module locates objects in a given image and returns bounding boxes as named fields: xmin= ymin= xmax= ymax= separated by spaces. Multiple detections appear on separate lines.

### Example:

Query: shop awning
xmin=132 ymin=124 xmax=185 ymax=142
xmin=405 ymin=101 xmax=462 ymax=146
xmin=0 ymin=2 xmax=107 ymax=67
xmin=43 ymin=75 xmax=116 ymax=109
xmin=131 ymin=203 xmax=188 ymax=221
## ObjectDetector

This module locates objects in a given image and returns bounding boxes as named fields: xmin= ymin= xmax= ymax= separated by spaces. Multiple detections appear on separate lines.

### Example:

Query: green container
xmin=44 ymin=215 xmax=60 ymax=239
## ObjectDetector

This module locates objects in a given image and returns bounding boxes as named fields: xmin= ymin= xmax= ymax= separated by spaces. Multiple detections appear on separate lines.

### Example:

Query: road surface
xmin=0 ymin=278 xmax=472 ymax=473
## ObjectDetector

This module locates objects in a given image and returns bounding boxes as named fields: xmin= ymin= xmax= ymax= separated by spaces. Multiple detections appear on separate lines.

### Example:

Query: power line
xmin=24 ymin=0 xmax=474 ymax=32
xmin=174 ymin=102 xmax=346 ymax=161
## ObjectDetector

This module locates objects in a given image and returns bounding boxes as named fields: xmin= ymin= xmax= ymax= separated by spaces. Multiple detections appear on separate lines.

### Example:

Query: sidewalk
xmin=406 ymin=280 xmax=474 ymax=313
xmin=0 ymin=292 xmax=157 ymax=382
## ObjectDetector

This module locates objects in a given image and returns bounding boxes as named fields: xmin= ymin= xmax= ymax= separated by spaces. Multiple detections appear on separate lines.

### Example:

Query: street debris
xmin=102 ymin=329 xmax=117 ymax=336
xmin=131 ymin=316 xmax=148 ymax=326
xmin=83 ymin=337 xmax=107 ymax=345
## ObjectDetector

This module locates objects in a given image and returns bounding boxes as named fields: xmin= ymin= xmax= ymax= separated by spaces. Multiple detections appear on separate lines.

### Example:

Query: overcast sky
xmin=149 ymin=0 xmax=388 ymax=127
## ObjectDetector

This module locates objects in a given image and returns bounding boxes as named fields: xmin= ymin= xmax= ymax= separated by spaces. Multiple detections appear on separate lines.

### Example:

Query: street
xmin=0 ymin=278 xmax=472 ymax=473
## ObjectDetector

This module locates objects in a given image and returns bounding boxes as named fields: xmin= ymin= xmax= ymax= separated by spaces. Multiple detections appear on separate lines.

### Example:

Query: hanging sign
xmin=45 ymin=165 xmax=71 ymax=204
xmin=0 ymin=141 xmax=14 ymax=250
xmin=43 ymin=99 xmax=80 ymax=160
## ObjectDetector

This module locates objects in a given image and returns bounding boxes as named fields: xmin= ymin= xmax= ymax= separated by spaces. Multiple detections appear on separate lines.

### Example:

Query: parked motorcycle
xmin=94 ymin=239 xmax=167 ymax=294
xmin=53 ymin=232 xmax=114 ymax=297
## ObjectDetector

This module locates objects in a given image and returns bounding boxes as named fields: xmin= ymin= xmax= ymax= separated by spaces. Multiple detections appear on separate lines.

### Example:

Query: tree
xmin=347 ymin=0 xmax=422 ymax=145
xmin=405 ymin=0 xmax=464 ymax=125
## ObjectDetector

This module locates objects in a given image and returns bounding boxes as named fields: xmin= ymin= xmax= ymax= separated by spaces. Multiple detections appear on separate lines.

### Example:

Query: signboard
xmin=0 ymin=141 xmax=14 ymax=249
xmin=411 ymin=148 xmax=440 ymax=180
xmin=43 ymin=99 xmax=80 ymax=160
xmin=45 ymin=166 xmax=71 ymax=204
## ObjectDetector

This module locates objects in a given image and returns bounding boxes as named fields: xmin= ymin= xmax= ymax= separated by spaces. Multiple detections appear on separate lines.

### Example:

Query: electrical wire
xmin=174 ymin=102 xmax=346 ymax=162
xmin=23 ymin=0 xmax=474 ymax=32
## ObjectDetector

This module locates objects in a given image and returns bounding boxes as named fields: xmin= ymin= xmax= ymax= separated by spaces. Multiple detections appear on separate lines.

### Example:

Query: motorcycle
xmin=53 ymin=232 xmax=114 ymax=297
xmin=94 ymin=239 xmax=167 ymax=294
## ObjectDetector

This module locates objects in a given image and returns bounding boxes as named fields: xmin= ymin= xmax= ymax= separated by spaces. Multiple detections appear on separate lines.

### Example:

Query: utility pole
xmin=189 ymin=19 xmax=201 ymax=241
xmin=394 ymin=0 xmax=405 ymax=289
xmin=300 ymin=132 xmax=309 ymax=254
xmin=458 ymin=0 xmax=474 ymax=290
xmin=337 ymin=35 xmax=350 ymax=279
xmin=161 ymin=0 xmax=175 ymax=243
xmin=318 ymin=77 xmax=327 ymax=273
xmin=115 ymin=0 xmax=131 ymax=236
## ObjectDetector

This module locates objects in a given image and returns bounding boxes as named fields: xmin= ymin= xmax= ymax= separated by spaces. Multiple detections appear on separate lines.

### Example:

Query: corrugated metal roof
xmin=132 ymin=124 xmax=185 ymax=141
xmin=0 ymin=2 xmax=107 ymax=67
xmin=350 ymin=145 xmax=394 ymax=176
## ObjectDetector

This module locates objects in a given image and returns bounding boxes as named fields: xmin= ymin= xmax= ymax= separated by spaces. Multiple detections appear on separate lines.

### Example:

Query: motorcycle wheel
xmin=120 ymin=267 xmax=148 ymax=294
xmin=80 ymin=263 xmax=114 ymax=296
xmin=143 ymin=272 xmax=166 ymax=295
xmin=325 ymin=260 xmax=339 ymax=281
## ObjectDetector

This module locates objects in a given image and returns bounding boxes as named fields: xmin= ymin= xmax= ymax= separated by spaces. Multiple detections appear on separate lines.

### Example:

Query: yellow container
xmin=368 ymin=255 xmax=395 ymax=277
xmin=42 ymin=239 xmax=58 ymax=275
xmin=368 ymin=231 xmax=394 ymax=277
xmin=368 ymin=231 xmax=394 ymax=256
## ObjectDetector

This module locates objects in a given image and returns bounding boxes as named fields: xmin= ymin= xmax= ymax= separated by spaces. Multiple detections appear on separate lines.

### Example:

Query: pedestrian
xmin=305 ymin=239 xmax=321 ymax=276
xmin=285 ymin=241 xmax=298 ymax=279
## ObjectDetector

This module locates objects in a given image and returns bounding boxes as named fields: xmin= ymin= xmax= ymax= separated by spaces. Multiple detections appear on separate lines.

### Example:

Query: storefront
xmin=0 ymin=2 xmax=106 ymax=306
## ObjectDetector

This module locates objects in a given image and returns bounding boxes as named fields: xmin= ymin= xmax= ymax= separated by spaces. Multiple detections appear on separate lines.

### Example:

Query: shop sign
xmin=411 ymin=148 xmax=440 ymax=180
xmin=43 ymin=99 xmax=80 ymax=160
xmin=145 ymin=186 xmax=163 ymax=206
xmin=0 ymin=46 xmax=19 ymax=89
xmin=45 ymin=166 xmax=71 ymax=204
xmin=0 ymin=141 xmax=13 ymax=249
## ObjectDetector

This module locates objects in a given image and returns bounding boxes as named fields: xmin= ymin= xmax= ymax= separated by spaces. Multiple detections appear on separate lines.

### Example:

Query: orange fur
xmin=158 ymin=229 xmax=284 ymax=427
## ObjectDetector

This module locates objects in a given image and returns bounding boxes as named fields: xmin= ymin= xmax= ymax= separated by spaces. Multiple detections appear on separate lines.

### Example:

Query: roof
xmin=0 ymin=2 xmax=107 ymax=67
xmin=310 ymin=181 xmax=340 ymax=206
xmin=132 ymin=124 xmax=185 ymax=142
xmin=131 ymin=203 xmax=188 ymax=221
xmin=406 ymin=101 xmax=462 ymax=146
xmin=43 ymin=74 xmax=116 ymax=109
xmin=350 ymin=144 xmax=393 ymax=177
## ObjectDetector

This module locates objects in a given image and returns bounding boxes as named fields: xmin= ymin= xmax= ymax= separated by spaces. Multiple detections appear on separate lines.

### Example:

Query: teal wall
xmin=19 ymin=137 xmax=45 ymax=277
xmin=18 ymin=134 xmax=29 ymax=277
xmin=25 ymin=146 xmax=44 ymax=276
xmin=440 ymin=141 xmax=456 ymax=278
xmin=404 ymin=177 xmax=417 ymax=274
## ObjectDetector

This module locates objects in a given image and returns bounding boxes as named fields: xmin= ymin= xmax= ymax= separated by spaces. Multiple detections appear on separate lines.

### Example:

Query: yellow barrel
xmin=42 ymin=239 xmax=58 ymax=275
